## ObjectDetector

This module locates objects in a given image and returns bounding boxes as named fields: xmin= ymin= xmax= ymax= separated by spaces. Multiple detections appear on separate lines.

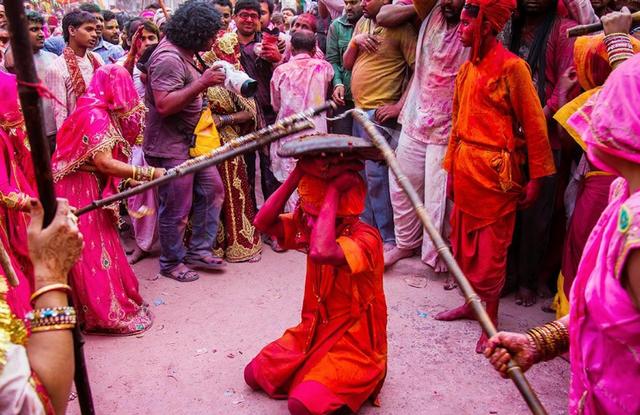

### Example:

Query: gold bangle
xmin=30 ymin=283 xmax=72 ymax=305
xmin=31 ymin=323 xmax=75 ymax=333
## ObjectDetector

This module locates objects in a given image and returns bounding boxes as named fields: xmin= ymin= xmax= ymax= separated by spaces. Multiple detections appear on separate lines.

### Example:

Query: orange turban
xmin=297 ymin=174 xmax=366 ymax=217
xmin=465 ymin=0 xmax=516 ymax=62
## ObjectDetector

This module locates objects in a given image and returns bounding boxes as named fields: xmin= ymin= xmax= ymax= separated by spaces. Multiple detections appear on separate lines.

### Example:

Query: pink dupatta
xmin=566 ymin=53 xmax=640 ymax=414
xmin=52 ymin=64 xmax=145 ymax=200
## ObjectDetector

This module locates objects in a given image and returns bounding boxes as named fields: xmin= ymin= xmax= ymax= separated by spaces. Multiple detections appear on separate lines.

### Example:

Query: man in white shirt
xmin=44 ymin=10 xmax=103 ymax=131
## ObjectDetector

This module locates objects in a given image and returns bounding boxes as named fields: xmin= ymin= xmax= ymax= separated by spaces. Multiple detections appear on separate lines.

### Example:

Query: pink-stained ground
xmin=67 ymin=248 xmax=569 ymax=415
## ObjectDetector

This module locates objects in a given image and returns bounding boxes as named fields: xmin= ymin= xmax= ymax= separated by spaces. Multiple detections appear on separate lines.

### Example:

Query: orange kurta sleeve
xmin=336 ymin=222 xmax=384 ymax=277
xmin=505 ymin=60 xmax=556 ymax=180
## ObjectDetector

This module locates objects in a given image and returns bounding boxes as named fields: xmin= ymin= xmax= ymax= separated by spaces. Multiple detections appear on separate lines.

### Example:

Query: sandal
xmin=443 ymin=277 xmax=458 ymax=291
xmin=184 ymin=255 xmax=226 ymax=271
xmin=159 ymin=264 xmax=200 ymax=282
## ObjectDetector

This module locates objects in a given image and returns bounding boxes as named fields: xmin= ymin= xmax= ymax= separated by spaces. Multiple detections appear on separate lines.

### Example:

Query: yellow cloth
xmin=350 ymin=19 xmax=417 ymax=109
xmin=553 ymin=272 xmax=570 ymax=319
xmin=189 ymin=107 xmax=221 ymax=158
xmin=553 ymin=88 xmax=598 ymax=151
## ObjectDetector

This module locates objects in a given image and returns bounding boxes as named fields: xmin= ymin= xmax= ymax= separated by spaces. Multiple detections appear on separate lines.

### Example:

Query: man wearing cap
xmin=435 ymin=0 xmax=555 ymax=353
xmin=244 ymin=140 xmax=387 ymax=415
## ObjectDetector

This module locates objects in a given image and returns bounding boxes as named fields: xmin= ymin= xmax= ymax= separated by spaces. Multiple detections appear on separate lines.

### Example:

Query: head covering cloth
xmin=465 ymin=0 xmax=515 ymax=63
xmin=567 ymin=53 xmax=640 ymax=175
xmin=52 ymin=65 xmax=145 ymax=187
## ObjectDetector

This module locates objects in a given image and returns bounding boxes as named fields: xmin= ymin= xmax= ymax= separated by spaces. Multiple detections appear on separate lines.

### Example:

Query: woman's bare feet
xmin=127 ymin=246 xmax=149 ymax=264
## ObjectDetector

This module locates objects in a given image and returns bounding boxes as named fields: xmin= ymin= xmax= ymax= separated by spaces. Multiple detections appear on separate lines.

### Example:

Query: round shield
xmin=277 ymin=134 xmax=382 ymax=160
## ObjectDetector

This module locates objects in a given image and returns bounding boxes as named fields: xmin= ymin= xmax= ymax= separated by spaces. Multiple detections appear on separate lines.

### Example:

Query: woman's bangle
xmin=25 ymin=306 xmax=77 ymax=332
xmin=133 ymin=166 xmax=155 ymax=182
xmin=30 ymin=283 xmax=72 ymax=306
xmin=31 ymin=323 xmax=76 ymax=333
xmin=603 ymin=33 xmax=634 ymax=67
xmin=526 ymin=320 xmax=569 ymax=361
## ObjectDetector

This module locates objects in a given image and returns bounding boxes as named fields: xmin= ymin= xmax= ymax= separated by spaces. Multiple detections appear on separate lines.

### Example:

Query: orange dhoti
xmin=450 ymin=206 xmax=516 ymax=302
xmin=245 ymin=213 xmax=387 ymax=414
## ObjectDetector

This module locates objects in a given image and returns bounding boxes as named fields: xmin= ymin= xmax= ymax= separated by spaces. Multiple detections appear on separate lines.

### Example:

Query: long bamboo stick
xmin=351 ymin=110 xmax=548 ymax=415
xmin=0 ymin=240 xmax=19 ymax=287
xmin=567 ymin=11 xmax=640 ymax=37
xmin=75 ymin=102 xmax=334 ymax=216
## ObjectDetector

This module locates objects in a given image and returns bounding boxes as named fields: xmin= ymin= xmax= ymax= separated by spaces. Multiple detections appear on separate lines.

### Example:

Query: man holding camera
xmin=144 ymin=1 xmax=227 ymax=282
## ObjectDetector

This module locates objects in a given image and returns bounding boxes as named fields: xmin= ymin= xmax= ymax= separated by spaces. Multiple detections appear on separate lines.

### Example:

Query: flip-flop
xmin=160 ymin=264 xmax=200 ymax=282
xmin=184 ymin=255 xmax=226 ymax=271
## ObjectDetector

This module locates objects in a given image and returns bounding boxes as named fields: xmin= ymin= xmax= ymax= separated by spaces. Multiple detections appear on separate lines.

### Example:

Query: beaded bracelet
xmin=25 ymin=306 xmax=77 ymax=332
xmin=30 ymin=283 xmax=72 ymax=306
xmin=526 ymin=320 xmax=569 ymax=362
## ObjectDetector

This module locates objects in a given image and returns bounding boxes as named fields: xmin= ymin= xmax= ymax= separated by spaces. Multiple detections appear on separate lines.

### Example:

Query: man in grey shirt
xmin=144 ymin=1 xmax=227 ymax=282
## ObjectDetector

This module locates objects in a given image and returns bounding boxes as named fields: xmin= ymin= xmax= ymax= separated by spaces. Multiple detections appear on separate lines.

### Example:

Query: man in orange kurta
xmin=435 ymin=0 xmax=556 ymax=353
xmin=246 ymin=155 xmax=387 ymax=415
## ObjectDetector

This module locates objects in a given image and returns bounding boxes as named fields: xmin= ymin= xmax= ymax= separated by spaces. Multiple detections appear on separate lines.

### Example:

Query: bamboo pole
xmin=351 ymin=110 xmax=548 ymax=415
xmin=76 ymin=102 xmax=334 ymax=216
xmin=0 ymin=241 xmax=19 ymax=288
xmin=3 ymin=1 xmax=95 ymax=413
xmin=567 ymin=11 xmax=640 ymax=37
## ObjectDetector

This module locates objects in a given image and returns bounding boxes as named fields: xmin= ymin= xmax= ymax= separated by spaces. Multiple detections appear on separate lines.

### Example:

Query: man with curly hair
xmin=144 ymin=1 xmax=228 ymax=282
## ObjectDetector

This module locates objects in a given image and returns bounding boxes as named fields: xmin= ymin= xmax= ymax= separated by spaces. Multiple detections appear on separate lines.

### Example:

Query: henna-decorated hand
xmin=27 ymin=199 xmax=84 ymax=289
xmin=484 ymin=332 xmax=541 ymax=379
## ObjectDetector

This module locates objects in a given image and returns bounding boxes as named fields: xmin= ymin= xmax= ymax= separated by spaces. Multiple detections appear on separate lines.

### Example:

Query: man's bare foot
xmin=384 ymin=246 xmax=414 ymax=268
xmin=476 ymin=332 xmax=489 ymax=354
xmin=434 ymin=304 xmax=475 ymax=321
xmin=433 ymin=259 xmax=448 ymax=273
xmin=537 ymin=284 xmax=553 ymax=299
xmin=515 ymin=287 xmax=537 ymax=307
xmin=383 ymin=242 xmax=397 ymax=252
xmin=128 ymin=246 xmax=149 ymax=265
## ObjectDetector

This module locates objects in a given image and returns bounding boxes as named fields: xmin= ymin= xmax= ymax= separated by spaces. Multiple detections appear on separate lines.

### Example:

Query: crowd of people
xmin=0 ymin=0 xmax=638 ymax=413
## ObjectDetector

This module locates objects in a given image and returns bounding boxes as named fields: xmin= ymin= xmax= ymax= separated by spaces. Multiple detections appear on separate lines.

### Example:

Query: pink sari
xmin=566 ymin=54 xmax=640 ymax=414
xmin=52 ymin=65 xmax=153 ymax=335
xmin=0 ymin=72 xmax=37 ymax=319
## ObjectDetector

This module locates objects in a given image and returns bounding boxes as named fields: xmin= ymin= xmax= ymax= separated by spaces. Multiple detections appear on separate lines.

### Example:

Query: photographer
xmin=143 ymin=1 xmax=227 ymax=282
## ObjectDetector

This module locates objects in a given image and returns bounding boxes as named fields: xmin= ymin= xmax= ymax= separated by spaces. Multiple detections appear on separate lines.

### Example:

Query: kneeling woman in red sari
xmin=52 ymin=65 xmax=159 ymax=335
xmin=245 ymin=152 xmax=387 ymax=415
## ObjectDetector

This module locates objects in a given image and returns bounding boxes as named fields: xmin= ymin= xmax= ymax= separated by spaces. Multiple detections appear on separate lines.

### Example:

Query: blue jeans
xmin=352 ymin=109 xmax=397 ymax=245
xmin=146 ymin=157 xmax=225 ymax=272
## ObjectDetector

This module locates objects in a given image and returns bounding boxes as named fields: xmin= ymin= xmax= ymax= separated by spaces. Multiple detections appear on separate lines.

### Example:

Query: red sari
xmin=0 ymin=72 xmax=37 ymax=319
xmin=246 ymin=211 xmax=387 ymax=413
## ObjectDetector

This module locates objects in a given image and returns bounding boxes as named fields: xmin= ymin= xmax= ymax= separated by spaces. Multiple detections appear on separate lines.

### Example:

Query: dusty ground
xmin=67 ymin=248 xmax=569 ymax=415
